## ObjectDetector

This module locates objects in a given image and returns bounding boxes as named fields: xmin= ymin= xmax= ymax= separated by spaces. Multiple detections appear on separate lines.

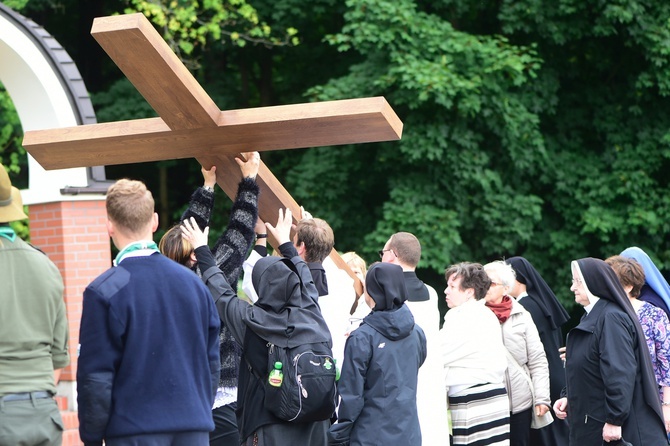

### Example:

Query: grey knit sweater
xmin=181 ymin=177 xmax=259 ymax=387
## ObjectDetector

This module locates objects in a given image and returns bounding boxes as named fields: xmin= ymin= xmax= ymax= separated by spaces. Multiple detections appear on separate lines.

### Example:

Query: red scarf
xmin=486 ymin=295 xmax=513 ymax=324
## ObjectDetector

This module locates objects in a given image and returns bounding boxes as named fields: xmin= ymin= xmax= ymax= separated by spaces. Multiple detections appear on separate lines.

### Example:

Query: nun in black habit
xmin=182 ymin=210 xmax=332 ymax=446
xmin=553 ymin=258 xmax=666 ymax=445
xmin=506 ymin=257 xmax=570 ymax=446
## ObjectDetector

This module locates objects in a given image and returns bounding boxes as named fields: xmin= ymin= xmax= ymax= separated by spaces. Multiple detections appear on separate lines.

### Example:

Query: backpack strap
xmin=242 ymin=329 xmax=265 ymax=381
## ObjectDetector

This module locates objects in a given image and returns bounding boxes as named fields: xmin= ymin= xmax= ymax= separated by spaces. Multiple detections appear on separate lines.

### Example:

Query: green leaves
xmin=304 ymin=0 xmax=547 ymax=273
xmin=290 ymin=0 xmax=670 ymax=310
xmin=125 ymin=0 xmax=301 ymax=61
xmin=0 ymin=85 xmax=25 ymax=183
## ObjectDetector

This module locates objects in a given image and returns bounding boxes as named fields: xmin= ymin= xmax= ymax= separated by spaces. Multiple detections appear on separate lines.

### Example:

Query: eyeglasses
xmin=378 ymin=249 xmax=396 ymax=259
xmin=571 ymin=278 xmax=583 ymax=285
xmin=490 ymin=282 xmax=501 ymax=287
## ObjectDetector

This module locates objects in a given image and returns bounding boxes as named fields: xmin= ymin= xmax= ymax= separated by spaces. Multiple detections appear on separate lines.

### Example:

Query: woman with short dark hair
xmin=440 ymin=262 xmax=510 ymax=445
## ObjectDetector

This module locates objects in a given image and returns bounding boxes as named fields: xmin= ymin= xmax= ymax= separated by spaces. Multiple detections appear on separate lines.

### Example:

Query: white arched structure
xmin=0 ymin=3 xmax=107 ymax=204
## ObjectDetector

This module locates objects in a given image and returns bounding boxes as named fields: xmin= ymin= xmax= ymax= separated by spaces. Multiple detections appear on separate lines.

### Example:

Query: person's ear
xmin=295 ymin=241 xmax=306 ymax=257
xmin=623 ymin=284 xmax=634 ymax=296
xmin=106 ymin=218 xmax=115 ymax=237
xmin=151 ymin=212 xmax=159 ymax=232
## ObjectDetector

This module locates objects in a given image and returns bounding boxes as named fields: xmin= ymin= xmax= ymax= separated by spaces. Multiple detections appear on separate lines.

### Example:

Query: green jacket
xmin=0 ymin=234 xmax=69 ymax=396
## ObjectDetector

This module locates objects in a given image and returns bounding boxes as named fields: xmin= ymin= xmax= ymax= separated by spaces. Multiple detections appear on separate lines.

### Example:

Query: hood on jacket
xmin=364 ymin=304 xmax=415 ymax=341
xmin=244 ymin=254 xmax=331 ymax=347
xmin=366 ymin=262 xmax=408 ymax=311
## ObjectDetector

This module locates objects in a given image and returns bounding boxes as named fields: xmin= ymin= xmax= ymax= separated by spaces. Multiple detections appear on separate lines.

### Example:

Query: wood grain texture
xmin=91 ymin=13 xmax=219 ymax=129
xmin=22 ymin=12 xmax=393 ymax=303
xmin=23 ymin=98 xmax=401 ymax=170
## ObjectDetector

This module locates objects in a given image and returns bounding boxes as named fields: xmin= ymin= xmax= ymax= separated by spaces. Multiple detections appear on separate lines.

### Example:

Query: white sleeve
xmin=242 ymin=250 xmax=262 ymax=303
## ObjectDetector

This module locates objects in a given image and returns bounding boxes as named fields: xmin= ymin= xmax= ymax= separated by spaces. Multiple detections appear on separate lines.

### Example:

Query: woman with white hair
xmin=484 ymin=260 xmax=551 ymax=446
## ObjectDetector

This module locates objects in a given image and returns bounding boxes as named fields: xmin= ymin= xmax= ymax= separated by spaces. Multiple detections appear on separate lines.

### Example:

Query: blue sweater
xmin=77 ymin=253 xmax=220 ymax=445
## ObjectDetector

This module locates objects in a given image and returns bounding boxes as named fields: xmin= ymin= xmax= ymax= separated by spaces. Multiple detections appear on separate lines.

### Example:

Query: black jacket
xmin=329 ymin=305 xmax=426 ymax=446
xmin=565 ymin=299 xmax=666 ymax=445
xmin=198 ymin=244 xmax=331 ymax=443
xmin=518 ymin=296 xmax=566 ymax=402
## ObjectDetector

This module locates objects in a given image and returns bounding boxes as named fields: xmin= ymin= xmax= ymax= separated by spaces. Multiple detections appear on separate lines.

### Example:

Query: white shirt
xmin=405 ymin=284 xmax=450 ymax=445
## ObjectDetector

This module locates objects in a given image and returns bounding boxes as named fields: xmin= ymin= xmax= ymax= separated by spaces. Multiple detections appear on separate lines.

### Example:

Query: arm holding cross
xmin=208 ymin=152 xmax=260 ymax=286
xmin=179 ymin=152 xmax=260 ymax=286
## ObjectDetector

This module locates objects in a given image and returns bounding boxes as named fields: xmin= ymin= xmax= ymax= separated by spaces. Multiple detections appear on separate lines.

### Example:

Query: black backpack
xmin=248 ymin=340 xmax=338 ymax=423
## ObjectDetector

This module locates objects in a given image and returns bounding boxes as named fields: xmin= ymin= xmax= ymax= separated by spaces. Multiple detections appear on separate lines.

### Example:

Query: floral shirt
xmin=636 ymin=301 xmax=670 ymax=396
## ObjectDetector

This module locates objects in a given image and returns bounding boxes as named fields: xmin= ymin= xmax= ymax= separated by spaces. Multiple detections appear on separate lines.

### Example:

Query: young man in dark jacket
xmin=77 ymin=179 xmax=220 ymax=446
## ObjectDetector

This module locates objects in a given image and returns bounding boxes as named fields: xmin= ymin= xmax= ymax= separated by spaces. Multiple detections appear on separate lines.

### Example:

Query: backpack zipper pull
xmin=297 ymin=374 xmax=308 ymax=398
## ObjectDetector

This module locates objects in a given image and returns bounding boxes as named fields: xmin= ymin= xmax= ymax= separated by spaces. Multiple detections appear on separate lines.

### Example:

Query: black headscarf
xmin=575 ymin=257 xmax=663 ymax=421
xmin=365 ymin=263 xmax=408 ymax=311
xmin=244 ymin=255 xmax=331 ymax=348
xmin=507 ymin=256 xmax=569 ymax=330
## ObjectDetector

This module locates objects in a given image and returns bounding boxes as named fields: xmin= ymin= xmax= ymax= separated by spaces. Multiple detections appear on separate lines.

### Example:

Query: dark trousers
xmin=243 ymin=420 xmax=329 ymax=446
xmin=510 ymin=408 xmax=532 ymax=446
xmin=529 ymin=415 xmax=569 ymax=446
xmin=210 ymin=403 xmax=239 ymax=446
xmin=0 ymin=395 xmax=63 ymax=446
xmin=106 ymin=431 xmax=209 ymax=446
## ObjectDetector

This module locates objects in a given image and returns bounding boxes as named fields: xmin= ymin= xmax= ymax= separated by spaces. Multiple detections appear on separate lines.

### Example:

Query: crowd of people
xmin=3 ymin=154 xmax=670 ymax=445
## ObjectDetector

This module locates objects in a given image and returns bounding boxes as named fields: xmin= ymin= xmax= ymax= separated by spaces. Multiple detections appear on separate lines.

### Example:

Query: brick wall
xmin=29 ymin=199 xmax=111 ymax=446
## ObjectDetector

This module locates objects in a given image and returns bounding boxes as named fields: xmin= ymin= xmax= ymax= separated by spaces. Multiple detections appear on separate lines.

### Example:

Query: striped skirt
xmin=449 ymin=382 xmax=510 ymax=446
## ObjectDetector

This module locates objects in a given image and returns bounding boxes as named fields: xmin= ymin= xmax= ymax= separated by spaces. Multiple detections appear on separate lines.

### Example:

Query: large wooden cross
xmin=22 ymin=12 xmax=403 ymax=298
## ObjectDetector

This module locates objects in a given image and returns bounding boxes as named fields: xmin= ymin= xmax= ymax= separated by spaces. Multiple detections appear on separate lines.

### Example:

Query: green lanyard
xmin=114 ymin=241 xmax=159 ymax=266
xmin=0 ymin=226 xmax=16 ymax=242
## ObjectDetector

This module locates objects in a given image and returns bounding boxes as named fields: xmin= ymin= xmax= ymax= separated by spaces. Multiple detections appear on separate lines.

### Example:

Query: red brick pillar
xmin=28 ymin=199 xmax=111 ymax=392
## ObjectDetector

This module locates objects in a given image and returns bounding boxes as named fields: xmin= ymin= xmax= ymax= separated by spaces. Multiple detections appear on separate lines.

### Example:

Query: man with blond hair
xmin=0 ymin=165 xmax=69 ymax=446
xmin=77 ymin=179 xmax=220 ymax=446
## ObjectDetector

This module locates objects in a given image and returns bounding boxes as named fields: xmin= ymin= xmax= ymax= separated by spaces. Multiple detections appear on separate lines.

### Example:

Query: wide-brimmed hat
xmin=0 ymin=165 xmax=28 ymax=222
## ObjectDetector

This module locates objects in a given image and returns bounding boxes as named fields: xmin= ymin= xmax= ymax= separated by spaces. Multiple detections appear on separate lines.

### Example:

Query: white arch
xmin=0 ymin=9 xmax=94 ymax=204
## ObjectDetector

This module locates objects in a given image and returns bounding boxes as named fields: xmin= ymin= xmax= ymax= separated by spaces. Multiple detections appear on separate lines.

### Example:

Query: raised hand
xmin=265 ymin=208 xmax=292 ymax=245
xmin=181 ymin=217 xmax=209 ymax=249
xmin=300 ymin=206 xmax=313 ymax=220
xmin=236 ymin=151 xmax=260 ymax=179
xmin=201 ymin=165 xmax=217 ymax=189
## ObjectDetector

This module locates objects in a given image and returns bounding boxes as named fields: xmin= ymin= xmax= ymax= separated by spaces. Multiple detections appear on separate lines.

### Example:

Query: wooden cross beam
xmin=22 ymin=12 xmax=404 ymax=298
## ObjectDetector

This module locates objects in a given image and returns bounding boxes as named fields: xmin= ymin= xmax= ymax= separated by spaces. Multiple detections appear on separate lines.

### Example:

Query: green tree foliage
xmin=5 ymin=0 xmax=670 ymax=315
xmin=126 ymin=0 xmax=299 ymax=64
xmin=291 ymin=0 xmax=546 ymax=275
xmin=0 ymin=86 xmax=25 ymax=180
xmin=0 ymin=86 xmax=28 ymax=239
xmin=281 ymin=0 xmax=670 ymax=311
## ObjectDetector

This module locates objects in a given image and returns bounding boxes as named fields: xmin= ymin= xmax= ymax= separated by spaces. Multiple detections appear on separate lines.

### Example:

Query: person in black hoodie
xmin=181 ymin=209 xmax=332 ymax=446
xmin=328 ymin=262 xmax=427 ymax=446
